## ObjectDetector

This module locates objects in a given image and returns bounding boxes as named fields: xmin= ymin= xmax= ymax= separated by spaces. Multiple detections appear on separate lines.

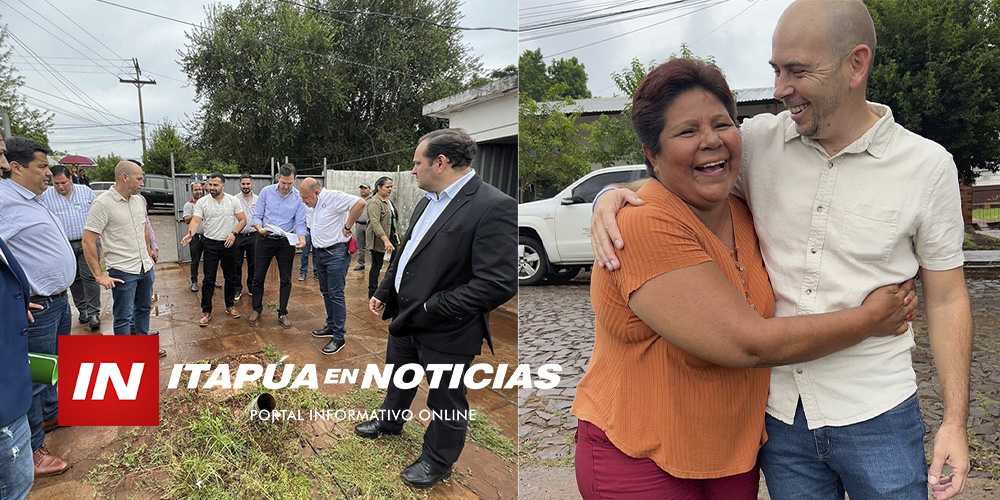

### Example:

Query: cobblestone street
xmin=518 ymin=271 xmax=1000 ymax=499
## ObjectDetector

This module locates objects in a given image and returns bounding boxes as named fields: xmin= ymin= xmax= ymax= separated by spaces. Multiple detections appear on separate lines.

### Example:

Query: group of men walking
xmin=0 ymin=128 xmax=516 ymax=496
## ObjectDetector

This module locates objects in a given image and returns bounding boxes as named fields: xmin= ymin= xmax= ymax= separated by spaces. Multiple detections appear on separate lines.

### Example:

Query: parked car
xmin=140 ymin=174 xmax=174 ymax=210
xmin=518 ymin=165 xmax=648 ymax=286
xmin=89 ymin=181 xmax=113 ymax=199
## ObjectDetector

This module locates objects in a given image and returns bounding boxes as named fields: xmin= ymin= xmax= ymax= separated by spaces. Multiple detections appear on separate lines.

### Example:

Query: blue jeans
xmin=109 ymin=267 xmax=155 ymax=335
xmin=760 ymin=393 xmax=927 ymax=500
xmin=0 ymin=415 xmax=32 ymax=500
xmin=315 ymin=243 xmax=351 ymax=341
xmin=300 ymin=232 xmax=318 ymax=277
xmin=26 ymin=296 xmax=69 ymax=450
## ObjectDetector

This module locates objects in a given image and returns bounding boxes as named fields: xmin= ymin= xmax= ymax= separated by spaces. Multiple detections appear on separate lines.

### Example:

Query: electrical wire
xmin=275 ymin=0 xmax=516 ymax=32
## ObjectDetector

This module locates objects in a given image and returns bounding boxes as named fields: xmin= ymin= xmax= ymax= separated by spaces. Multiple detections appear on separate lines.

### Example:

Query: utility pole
xmin=119 ymin=58 xmax=156 ymax=158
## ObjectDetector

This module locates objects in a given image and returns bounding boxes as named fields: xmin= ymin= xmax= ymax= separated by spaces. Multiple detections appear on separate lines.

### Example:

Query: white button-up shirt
xmin=308 ymin=189 xmax=362 ymax=249
xmin=736 ymin=103 xmax=965 ymax=429
xmin=395 ymin=170 xmax=475 ymax=292
xmin=85 ymin=187 xmax=153 ymax=275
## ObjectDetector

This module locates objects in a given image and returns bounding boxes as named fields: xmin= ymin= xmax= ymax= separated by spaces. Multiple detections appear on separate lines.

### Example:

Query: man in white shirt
xmin=297 ymin=178 xmax=364 ymax=355
xmin=591 ymin=1 xmax=972 ymax=499
xmin=234 ymin=173 xmax=258 ymax=300
xmin=181 ymin=173 xmax=247 ymax=326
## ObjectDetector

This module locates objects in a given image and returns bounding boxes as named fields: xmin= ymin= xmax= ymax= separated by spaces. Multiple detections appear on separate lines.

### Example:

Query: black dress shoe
xmin=400 ymin=459 xmax=452 ymax=489
xmin=312 ymin=327 xmax=335 ymax=338
xmin=78 ymin=314 xmax=89 ymax=324
xmin=354 ymin=418 xmax=401 ymax=440
xmin=322 ymin=338 xmax=345 ymax=355
xmin=89 ymin=316 xmax=100 ymax=330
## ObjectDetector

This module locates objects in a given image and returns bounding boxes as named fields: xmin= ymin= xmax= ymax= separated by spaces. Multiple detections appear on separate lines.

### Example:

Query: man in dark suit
xmin=0 ymin=134 xmax=36 ymax=498
xmin=355 ymin=128 xmax=517 ymax=489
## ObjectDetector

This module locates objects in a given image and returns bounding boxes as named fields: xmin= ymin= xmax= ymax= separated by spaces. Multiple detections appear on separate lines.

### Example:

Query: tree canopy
xmin=867 ymin=0 xmax=1000 ymax=184
xmin=180 ymin=0 xmax=482 ymax=174
xmin=518 ymin=48 xmax=592 ymax=101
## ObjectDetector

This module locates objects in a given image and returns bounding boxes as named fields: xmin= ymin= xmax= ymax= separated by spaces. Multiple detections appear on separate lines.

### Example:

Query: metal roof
xmin=544 ymin=87 xmax=778 ymax=114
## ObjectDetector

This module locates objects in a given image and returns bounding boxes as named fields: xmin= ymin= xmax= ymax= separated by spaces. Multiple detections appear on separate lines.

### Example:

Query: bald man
xmin=297 ymin=178 xmax=364 ymax=354
xmin=84 ymin=161 xmax=166 ymax=357
xmin=592 ymin=1 xmax=971 ymax=498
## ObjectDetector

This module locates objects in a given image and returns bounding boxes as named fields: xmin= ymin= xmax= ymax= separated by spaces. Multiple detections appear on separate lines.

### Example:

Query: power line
xmin=275 ymin=0 xmax=517 ymax=32
xmin=541 ymin=0 xmax=727 ymax=58
xmin=522 ymin=0 xmax=726 ymax=42
xmin=90 ymin=0 xmax=435 ymax=79
xmin=521 ymin=0 xmax=700 ymax=32
xmin=2 ymin=26 xmax=138 ymax=136
xmin=5 ymin=0 xmax=124 ymax=79
xmin=93 ymin=0 xmax=200 ymax=27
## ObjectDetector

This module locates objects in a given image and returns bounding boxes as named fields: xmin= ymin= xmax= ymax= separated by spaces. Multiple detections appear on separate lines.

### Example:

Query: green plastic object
xmin=28 ymin=353 xmax=58 ymax=385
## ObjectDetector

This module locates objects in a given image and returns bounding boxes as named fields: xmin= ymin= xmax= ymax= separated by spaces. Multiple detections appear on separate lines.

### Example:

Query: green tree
xmin=519 ymin=49 xmax=592 ymax=101
xmin=143 ymin=121 xmax=188 ymax=176
xmin=181 ymin=0 xmax=478 ymax=173
xmin=547 ymin=56 xmax=591 ymax=100
xmin=519 ymin=48 xmax=549 ymax=102
xmin=867 ymin=0 xmax=1000 ymax=184
xmin=518 ymin=94 xmax=589 ymax=202
xmin=0 ymin=26 xmax=52 ymax=146
xmin=92 ymin=153 xmax=123 ymax=182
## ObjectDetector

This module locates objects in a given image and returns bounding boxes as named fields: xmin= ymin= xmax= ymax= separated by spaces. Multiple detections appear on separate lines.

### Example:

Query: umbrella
xmin=59 ymin=155 xmax=96 ymax=166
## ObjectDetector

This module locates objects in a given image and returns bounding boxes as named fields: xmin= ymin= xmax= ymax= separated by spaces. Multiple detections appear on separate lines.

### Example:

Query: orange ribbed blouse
xmin=572 ymin=180 xmax=775 ymax=479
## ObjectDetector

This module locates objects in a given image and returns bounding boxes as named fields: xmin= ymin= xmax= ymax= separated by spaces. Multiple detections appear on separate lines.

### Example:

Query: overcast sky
xmin=519 ymin=0 xmax=796 ymax=98
xmin=3 ymin=0 xmax=517 ymax=160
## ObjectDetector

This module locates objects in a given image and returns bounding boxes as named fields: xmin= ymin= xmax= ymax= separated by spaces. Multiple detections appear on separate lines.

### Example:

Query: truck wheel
xmin=544 ymin=266 xmax=581 ymax=285
xmin=518 ymin=236 xmax=548 ymax=286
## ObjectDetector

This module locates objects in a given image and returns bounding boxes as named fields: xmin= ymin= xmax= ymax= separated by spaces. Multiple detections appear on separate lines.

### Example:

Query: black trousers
xmin=378 ymin=335 xmax=475 ymax=469
xmin=252 ymin=235 xmax=295 ymax=315
xmin=189 ymin=233 xmax=205 ymax=283
xmin=368 ymin=250 xmax=385 ymax=298
xmin=201 ymin=238 xmax=238 ymax=314
xmin=234 ymin=232 xmax=256 ymax=294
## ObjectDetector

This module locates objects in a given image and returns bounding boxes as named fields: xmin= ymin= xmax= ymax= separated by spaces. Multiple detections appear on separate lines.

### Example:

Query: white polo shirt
xmin=193 ymin=193 xmax=244 ymax=241
xmin=735 ymin=103 xmax=965 ymax=429
xmin=309 ymin=189 xmax=362 ymax=249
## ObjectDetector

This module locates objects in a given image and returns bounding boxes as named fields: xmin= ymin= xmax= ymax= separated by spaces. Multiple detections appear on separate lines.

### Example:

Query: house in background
xmin=423 ymin=75 xmax=518 ymax=200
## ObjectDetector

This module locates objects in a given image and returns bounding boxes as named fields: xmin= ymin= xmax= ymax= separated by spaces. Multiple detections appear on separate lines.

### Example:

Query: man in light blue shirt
xmin=248 ymin=163 xmax=306 ymax=327
xmin=0 ymin=137 xmax=73 ymax=477
xmin=42 ymin=165 xmax=101 ymax=330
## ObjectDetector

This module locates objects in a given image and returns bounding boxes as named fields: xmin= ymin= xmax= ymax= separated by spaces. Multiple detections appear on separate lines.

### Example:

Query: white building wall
xmin=445 ymin=93 xmax=518 ymax=143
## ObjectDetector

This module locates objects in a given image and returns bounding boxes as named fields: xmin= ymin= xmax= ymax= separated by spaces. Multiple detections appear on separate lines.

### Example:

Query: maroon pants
xmin=575 ymin=419 xmax=759 ymax=500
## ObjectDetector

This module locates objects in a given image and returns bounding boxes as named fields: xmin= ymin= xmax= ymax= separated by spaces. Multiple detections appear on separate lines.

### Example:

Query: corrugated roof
xmin=545 ymin=87 xmax=778 ymax=114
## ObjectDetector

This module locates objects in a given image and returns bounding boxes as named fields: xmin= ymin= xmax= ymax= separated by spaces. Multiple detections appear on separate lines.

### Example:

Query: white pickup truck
xmin=518 ymin=165 xmax=648 ymax=285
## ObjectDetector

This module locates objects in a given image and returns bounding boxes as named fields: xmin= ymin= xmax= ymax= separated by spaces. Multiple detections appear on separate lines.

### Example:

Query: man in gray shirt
xmin=0 ymin=137 xmax=74 ymax=477
xmin=42 ymin=165 xmax=101 ymax=330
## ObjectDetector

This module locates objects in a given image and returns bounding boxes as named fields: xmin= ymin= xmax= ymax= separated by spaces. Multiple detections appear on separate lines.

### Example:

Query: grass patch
xmin=467 ymin=410 xmax=516 ymax=461
xmin=964 ymin=230 xmax=1000 ymax=250
xmin=87 ymin=356 xmax=514 ymax=499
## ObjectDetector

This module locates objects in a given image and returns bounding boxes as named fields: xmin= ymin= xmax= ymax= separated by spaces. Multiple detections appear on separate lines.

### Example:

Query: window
xmin=571 ymin=170 xmax=637 ymax=204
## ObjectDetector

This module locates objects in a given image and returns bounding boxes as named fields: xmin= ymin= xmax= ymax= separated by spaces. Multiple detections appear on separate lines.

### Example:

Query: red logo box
xmin=58 ymin=336 xmax=160 ymax=426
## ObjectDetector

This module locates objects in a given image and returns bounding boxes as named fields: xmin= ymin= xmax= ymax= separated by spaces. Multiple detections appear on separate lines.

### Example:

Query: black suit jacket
xmin=0 ymin=235 xmax=33 ymax=427
xmin=374 ymin=174 xmax=517 ymax=356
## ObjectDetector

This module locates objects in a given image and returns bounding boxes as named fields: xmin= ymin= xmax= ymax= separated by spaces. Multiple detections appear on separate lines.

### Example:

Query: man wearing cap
xmin=353 ymin=184 xmax=372 ymax=270
xmin=42 ymin=165 xmax=102 ymax=331
xmin=0 ymin=137 xmax=74 ymax=477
